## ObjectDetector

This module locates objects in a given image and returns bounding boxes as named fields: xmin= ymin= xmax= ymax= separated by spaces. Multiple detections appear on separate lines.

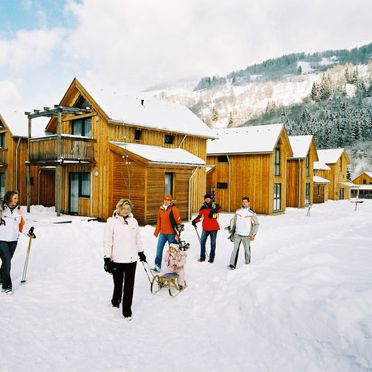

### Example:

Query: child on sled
xmin=164 ymin=243 xmax=187 ymax=290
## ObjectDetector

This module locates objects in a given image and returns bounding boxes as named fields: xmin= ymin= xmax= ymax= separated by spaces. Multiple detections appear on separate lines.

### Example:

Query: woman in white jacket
xmin=103 ymin=199 xmax=146 ymax=320
xmin=0 ymin=191 xmax=25 ymax=294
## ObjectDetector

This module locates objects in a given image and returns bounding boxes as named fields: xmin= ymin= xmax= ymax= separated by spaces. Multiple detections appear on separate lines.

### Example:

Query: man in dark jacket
xmin=192 ymin=193 xmax=222 ymax=263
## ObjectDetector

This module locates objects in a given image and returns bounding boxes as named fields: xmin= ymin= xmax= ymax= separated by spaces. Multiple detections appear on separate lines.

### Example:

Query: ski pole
xmin=193 ymin=225 xmax=201 ymax=243
xmin=141 ymin=261 xmax=154 ymax=284
xmin=21 ymin=227 xmax=36 ymax=284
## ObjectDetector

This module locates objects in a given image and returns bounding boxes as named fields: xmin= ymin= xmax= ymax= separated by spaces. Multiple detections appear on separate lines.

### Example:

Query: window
xmin=317 ymin=185 xmax=321 ymax=196
xmin=70 ymin=172 xmax=91 ymax=198
xmin=0 ymin=132 xmax=5 ymax=148
xmin=0 ymin=173 xmax=4 ymax=199
xmin=74 ymin=96 xmax=90 ymax=109
xmin=80 ymin=173 xmax=91 ymax=197
xmin=274 ymin=146 xmax=280 ymax=176
xmin=217 ymin=155 xmax=228 ymax=163
xmin=339 ymin=157 xmax=343 ymax=172
xmin=134 ymin=129 xmax=142 ymax=141
xmin=164 ymin=134 xmax=174 ymax=144
xmin=306 ymin=154 xmax=310 ymax=177
xmin=305 ymin=182 xmax=310 ymax=206
xmin=273 ymin=183 xmax=281 ymax=211
xmin=217 ymin=182 xmax=228 ymax=189
xmin=165 ymin=173 xmax=173 ymax=195
xmin=72 ymin=118 xmax=92 ymax=137
xmin=339 ymin=188 xmax=345 ymax=200
xmin=363 ymin=180 xmax=366 ymax=184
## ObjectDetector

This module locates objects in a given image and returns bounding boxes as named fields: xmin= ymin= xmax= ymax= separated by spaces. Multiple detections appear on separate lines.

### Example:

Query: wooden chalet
xmin=0 ymin=113 xmax=35 ymax=203
xmin=312 ymin=162 xmax=331 ymax=204
xmin=351 ymin=171 xmax=372 ymax=199
xmin=206 ymin=124 xmax=293 ymax=214
xmin=26 ymin=78 xmax=214 ymax=224
xmin=316 ymin=149 xmax=352 ymax=200
xmin=286 ymin=135 xmax=318 ymax=208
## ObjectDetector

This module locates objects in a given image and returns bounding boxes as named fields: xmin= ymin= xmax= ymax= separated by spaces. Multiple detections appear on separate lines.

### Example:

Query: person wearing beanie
xmin=192 ymin=193 xmax=222 ymax=263
xmin=103 ymin=198 xmax=146 ymax=321
xmin=153 ymin=195 xmax=182 ymax=273
xmin=228 ymin=196 xmax=259 ymax=270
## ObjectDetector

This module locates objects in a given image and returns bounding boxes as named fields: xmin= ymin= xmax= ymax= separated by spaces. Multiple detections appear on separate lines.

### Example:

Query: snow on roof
xmin=313 ymin=161 xmax=331 ymax=170
xmin=79 ymin=79 xmax=215 ymax=139
xmin=313 ymin=176 xmax=330 ymax=184
xmin=110 ymin=141 xmax=205 ymax=166
xmin=365 ymin=172 xmax=372 ymax=178
xmin=338 ymin=181 xmax=355 ymax=187
xmin=288 ymin=135 xmax=313 ymax=158
xmin=317 ymin=148 xmax=344 ymax=164
xmin=0 ymin=109 xmax=47 ymax=137
xmin=355 ymin=184 xmax=372 ymax=190
xmin=207 ymin=124 xmax=284 ymax=155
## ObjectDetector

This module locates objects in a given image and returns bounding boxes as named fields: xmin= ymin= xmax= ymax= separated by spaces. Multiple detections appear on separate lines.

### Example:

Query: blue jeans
xmin=155 ymin=234 xmax=176 ymax=268
xmin=200 ymin=230 xmax=217 ymax=260
xmin=0 ymin=241 xmax=18 ymax=290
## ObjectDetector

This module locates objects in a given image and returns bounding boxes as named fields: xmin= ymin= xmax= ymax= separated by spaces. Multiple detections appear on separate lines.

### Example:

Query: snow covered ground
xmin=1 ymin=200 xmax=372 ymax=372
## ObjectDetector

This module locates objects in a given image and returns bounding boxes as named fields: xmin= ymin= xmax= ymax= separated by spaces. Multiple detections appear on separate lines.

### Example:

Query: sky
xmin=0 ymin=0 xmax=371 ymax=129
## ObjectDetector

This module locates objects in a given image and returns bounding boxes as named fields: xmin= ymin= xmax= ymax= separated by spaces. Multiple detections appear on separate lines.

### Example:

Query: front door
xmin=69 ymin=173 xmax=79 ymax=214
xmin=339 ymin=188 xmax=345 ymax=200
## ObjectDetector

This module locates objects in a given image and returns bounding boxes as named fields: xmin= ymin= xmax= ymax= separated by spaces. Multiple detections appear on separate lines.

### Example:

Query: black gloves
xmin=104 ymin=258 xmax=113 ymax=273
xmin=174 ymin=224 xmax=184 ymax=233
xmin=191 ymin=219 xmax=197 ymax=226
xmin=138 ymin=251 xmax=147 ymax=262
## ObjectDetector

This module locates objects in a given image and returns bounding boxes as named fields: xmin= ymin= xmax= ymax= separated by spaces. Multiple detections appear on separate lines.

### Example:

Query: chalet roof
xmin=313 ymin=161 xmax=331 ymax=170
xmin=338 ymin=181 xmax=355 ymax=187
xmin=207 ymin=124 xmax=287 ymax=155
xmin=288 ymin=135 xmax=314 ymax=159
xmin=77 ymin=79 xmax=215 ymax=139
xmin=110 ymin=141 xmax=205 ymax=167
xmin=317 ymin=148 xmax=346 ymax=164
xmin=353 ymin=171 xmax=372 ymax=181
xmin=313 ymin=176 xmax=330 ymax=184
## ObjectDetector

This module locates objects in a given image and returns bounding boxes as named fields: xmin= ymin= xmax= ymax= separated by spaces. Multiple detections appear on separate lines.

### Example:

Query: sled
xmin=150 ymin=272 xmax=187 ymax=297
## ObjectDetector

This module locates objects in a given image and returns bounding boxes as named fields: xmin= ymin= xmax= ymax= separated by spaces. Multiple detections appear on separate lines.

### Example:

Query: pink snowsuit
xmin=164 ymin=248 xmax=187 ymax=286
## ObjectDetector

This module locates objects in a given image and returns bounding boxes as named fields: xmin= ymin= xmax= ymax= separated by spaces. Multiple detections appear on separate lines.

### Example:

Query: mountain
xmin=147 ymin=43 xmax=372 ymax=176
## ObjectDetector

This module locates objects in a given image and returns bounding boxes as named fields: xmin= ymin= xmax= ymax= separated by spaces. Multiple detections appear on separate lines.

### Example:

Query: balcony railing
xmin=29 ymin=135 xmax=96 ymax=164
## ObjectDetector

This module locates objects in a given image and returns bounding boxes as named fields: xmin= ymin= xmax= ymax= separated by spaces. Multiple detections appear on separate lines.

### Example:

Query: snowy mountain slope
xmin=149 ymin=63 xmax=371 ymax=129
xmin=1 ymin=201 xmax=372 ymax=371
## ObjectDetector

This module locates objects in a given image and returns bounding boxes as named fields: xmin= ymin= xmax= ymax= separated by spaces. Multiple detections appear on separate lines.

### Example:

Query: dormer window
xmin=74 ymin=96 xmax=90 ymax=109
xmin=164 ymin=134 xmax=174 ymax=145
xmin=72 ymin=118 xmax=92 ymax=137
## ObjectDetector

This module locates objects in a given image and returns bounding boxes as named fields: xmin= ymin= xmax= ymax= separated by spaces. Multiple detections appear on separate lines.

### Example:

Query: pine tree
xmin=319 ymin=74 xmax=332 ymax=101
xmin=311 ymin=82 xmax=320 ymax=102
xmin=211 ymin=107 xmax=219 ymax=122
xmin=227 ymin=112 xmax=234 ymax=127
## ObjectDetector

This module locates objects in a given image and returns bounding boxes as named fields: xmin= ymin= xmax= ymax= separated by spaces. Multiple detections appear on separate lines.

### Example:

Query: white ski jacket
xmin=0 ymin=206 xmax=24 ymax=242
xmin=103 ymin=214 xmax=143 ymax=263
xmin=234 ymin=207 xmax=259 ymax=237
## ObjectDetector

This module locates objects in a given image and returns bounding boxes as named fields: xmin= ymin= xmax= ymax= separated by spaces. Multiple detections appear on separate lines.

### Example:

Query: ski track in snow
xmin=1 ymin=201 xmax=372 ymax=372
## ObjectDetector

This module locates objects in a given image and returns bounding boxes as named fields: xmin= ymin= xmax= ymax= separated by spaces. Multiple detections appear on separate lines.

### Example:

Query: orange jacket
xmin=154 ymin=204 xmax=182 ymax=237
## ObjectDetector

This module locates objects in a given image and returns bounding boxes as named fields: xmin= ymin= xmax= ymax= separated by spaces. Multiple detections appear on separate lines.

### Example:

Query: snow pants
xmin=229 ymin=235 xmax=251 ymax=267
xmin=112 ymin=261 xmax=137 ymax=317
xmin=165 ymin=266 xmax=185 ymax=286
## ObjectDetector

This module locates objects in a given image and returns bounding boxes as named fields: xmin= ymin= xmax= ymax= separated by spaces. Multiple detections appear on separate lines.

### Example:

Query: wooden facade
xmin=352 ymin=172 xmax=372 ymax=185
xmin=0 ymin=114 xmax=39 ymax=204
xmin=286 ymin=136 xmax=318 ymax=208
xmin=24 ymin=78 xmax=211 ymax=224
xmin=206 ymin=125 xmax=293 ymax=214
xmin=316 ymin=149 xmax=351 ymax=201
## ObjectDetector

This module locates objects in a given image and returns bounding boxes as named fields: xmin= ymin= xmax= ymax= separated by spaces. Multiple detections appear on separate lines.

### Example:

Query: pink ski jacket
xmin=103 ymin=214 xmax=143 ymax=263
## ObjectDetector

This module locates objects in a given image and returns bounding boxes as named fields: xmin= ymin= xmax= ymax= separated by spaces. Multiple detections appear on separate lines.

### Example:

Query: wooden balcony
xmin=0 ymin=148 xmax=6 ymax=166
xmin=29 ymin=135 xmax=96 ymax=165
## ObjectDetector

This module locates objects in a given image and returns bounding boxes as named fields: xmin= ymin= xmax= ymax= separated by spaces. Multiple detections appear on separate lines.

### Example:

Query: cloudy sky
xmin=0 ymin=0 xmax=371 ymax=122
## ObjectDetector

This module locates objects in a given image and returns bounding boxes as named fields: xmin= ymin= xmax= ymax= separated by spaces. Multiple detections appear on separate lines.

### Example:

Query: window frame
xmin=274 ymin=146 xmax=281 ymax=176
xmin=273 ymin=183 xmax=281 ymax=212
